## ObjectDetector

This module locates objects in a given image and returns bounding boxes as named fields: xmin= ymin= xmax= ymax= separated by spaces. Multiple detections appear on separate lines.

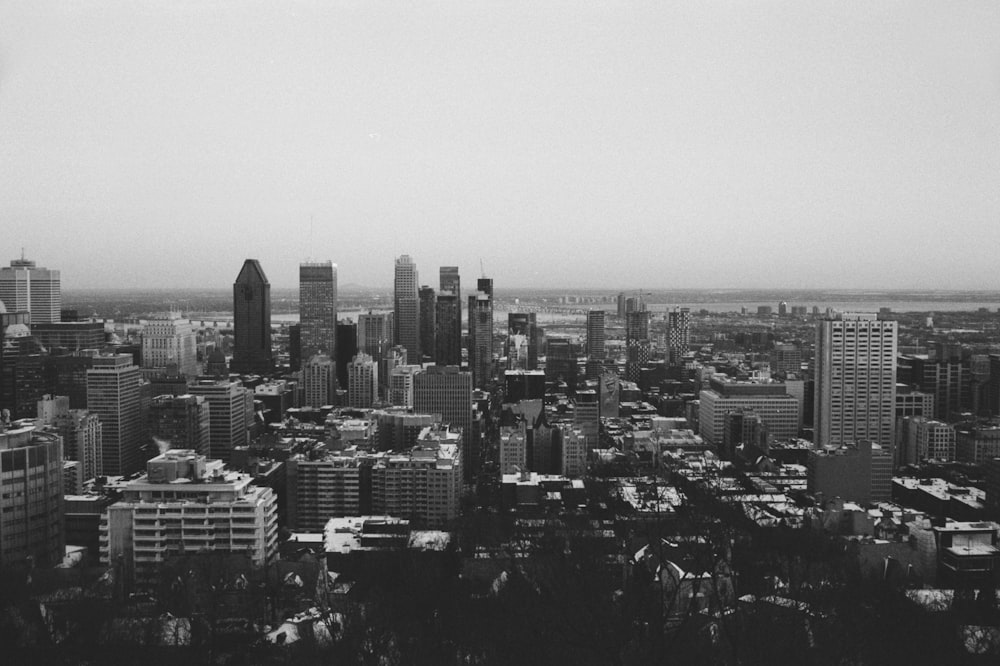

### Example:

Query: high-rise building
xmin=335 ymin=320 xmax=358 ymax=391
xmin=231 ymin=259 xmax=273 ymax=375
xmin=187 ymin=379 xmax=252 ymax=463
xmin=0 ymin=423 xmax=64 ymax=567
xmin=507 ymin=313 xmax=539 ymax=371
xmin=585 ymin=310 xmax=605 ymax=378
xmin=394 ymin=255 xmax=420 ymax=362
xmin=897 ymin=416 xmax=956 ymax=465
xmin=101 ymin=449 xmax=278 ymax=588
xmin=625 ymin=310 xmax=651 ymax=382
xmin=0 ymin=256 xmax=61 ymax=324
xmin=38 ymin=394 xmax=103 ymax=481
xmin=814 ymin=313 xmax=897 ymax=449
xmin=666 ymin=307 xmax=691 ymax=366
xmin=141 ymin=314 xmax=198 ymax=377
xmin=898 ymin=344 xmax=970 ymax=422
xmin=413 ymin=365 xmax=473 ymax=441
xmin=558 ymin=425 xmax=587 ymax=477
xmin=419 ymin=285 xmax=436 ymax=362
xmin=86 ymin=354 xmax=142 ymax=476
xmin=468 ymin=278 xmax=494 ymax=389
xmin=357 ymin=311 xmax=393 ymax=360
xmin=303 ymin=353 xmax=336 ymax=407
xmin=772 ymin=343 xmax=803 ymax=376
xmin=148 ymin=394 xmax=211 ymax=457
xmin=698 ymin=376 xmax=801 ymax=448
xmin=348 ymin=353 xmax=378 ymax=408
xmin=299 ymin=261 xmax=337 ymax=363
xmin=389 ymin=364 xmax=421 ymax=407
xmin=435 ymin=267 xmax=462 ymax=366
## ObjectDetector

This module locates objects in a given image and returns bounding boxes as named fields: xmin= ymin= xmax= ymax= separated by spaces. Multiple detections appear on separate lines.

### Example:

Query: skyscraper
xmin=814 ymin=312 xmax=897 ymax=449
xmin=666 ymin=307 xmax=691 ymax=366
xmin=0 ymin=256 xmax=61 ymax=324
xmin=358 ymin=311 xmax=394 ymax=360
xmin=0 ymin=424 xmax=64 ymax=567
xmin=347 ymin=353 xmax=378 ymax=408
xmin=231 ymin=259 xmax=273 ymax=375
xmin=188 ymin=379 xmax=252 ymax=463
xmin=394 ymin=255 xmax=420 ymax=362
xmin=435 ymin=266 xmax=462 ymax=366
xmin=507 ymin=313 xmax=539 ymax=370
xmin=468 ymin=277 xmax=493 ymax=389
xmin=625 ymin=310 xmax=650 ymax=383
xmin=148 ymin=394 xmax=211 ymax=457
xmin=299 ymin=261 xmax=337 ymax=363
xmin=86 ymin=354 xmax=142 ymax=476
xmin=419 ymin=285 xmax=436 ymax=362
xmin=303 ymin=353 xmax=336 ymax=407
xmin=585 ymin=310 xmax=605 ymax=378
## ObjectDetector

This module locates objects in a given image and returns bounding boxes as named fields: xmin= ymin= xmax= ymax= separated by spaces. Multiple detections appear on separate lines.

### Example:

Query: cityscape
xmin=2 ymin=253 xmax=1000 ymax=664
xmin=2 ymin=2 xmax=999 ymax=665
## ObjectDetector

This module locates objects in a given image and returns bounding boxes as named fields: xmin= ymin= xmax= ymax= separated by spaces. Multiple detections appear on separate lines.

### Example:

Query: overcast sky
xmin=1 ymin=1 xmax=998 ymax=291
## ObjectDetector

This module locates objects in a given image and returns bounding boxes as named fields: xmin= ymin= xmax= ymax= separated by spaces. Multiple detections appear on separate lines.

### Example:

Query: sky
xmin=1 ymin=1 xmax=998 ymax=291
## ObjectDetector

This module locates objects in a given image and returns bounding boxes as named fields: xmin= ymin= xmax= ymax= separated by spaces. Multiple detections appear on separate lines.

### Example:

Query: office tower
xmin=389 ymin=364 xmax=421 ymax=407
xmin=0 ymin=423 xmax=64 ymax=567
xmin=148 ymin=394 xmax=211 ymax=457
xmin=376 ymin=411 xmax=437 ymax=451
xmin=898 ymin=343 xmax=970 ymax=421
xmin=698 ymin=376 xmax=801 ymax=448
xmin=299 ymin=261 xmax=337 ymax=363
xmin=778 ymin=301 xmax=788 ymax=317
xmin=288 ymin=323 xmax=302 ymax=371
xmin=413 ymin=366 xmax=474 ymax=470
xmin=666 ymin=307 xmax=691 ymax=366
xmin=188 ymin=379 xmax=252 ymax=462
xmin=625 ymin=310 xmax=651 ymax=383
xmin=381 ymin=345 xmax=407 ymax=397
xmin=806 ymin=440 xmax=891 ymax=505
xmin=86 ymin=354 xmax=142 ymax=476
xmin=419 ymin=285 xmax=436 ymax=362
xmin=357 ymin=311 xmax=393 ymax=360
xmin=348 ymin=353 xmax=378 ymax=408
xmin=814 ymin=313 xmax=897 ymax=449
xmin=468 ymin=277 xmax=494 ymax=389
xmin=335 ymin=321 xmax=358 ymax=391
xmin=101 ymin=449 xmax=278 ymax=588
xmin=508 ymin=312 xmax=539 ymax=370
xmin=574 ymin=389 xmax=599 ymax=444
xmin=545 ymin=337 xmax=578 ymax=391
xmin=616 ymin=292 xmax=627 ymax=318
xmin=394 ymin=255 xmax=420 ymax=362
xmin=0 ymin=256 xmax=61 ymax=324
xmin=435 ymin=266 xmax=462 ymax=366
xmin=585 ymin=310 xmax=605 ymax=378
xmin=30 ymin=320 xmax=104 ymax=353
xmin=303 ymin=353 xmax=336 ymax=407
xmin=231 ymin=259 xmax=273 ymax=375
xmin=897 ymin=416 xmax=956 ymax=465
xmin=772 ymin=342 xmax=802 ymax=375
xmin=558 ymin=425 xmax=587 ymax=477
xmin=625 ymin=295 xmax=645 ymax=315
xmin=141 ymin=314 xmax=198 ymax=377
xmin=499 ymin=422 xmax=527 ymax=474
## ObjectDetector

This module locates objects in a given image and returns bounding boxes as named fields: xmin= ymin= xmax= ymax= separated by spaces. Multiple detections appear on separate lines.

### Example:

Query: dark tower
xmin=468 ymin=277 xmax=494 ymax=389
xmin=231 ymin=259 xmax=273 ymax=375
xmin=435 ymin=267 xmax=462 ymax=366
xmin=419 ymin=285 xmax=436 ymax=363
xmin=336 ymin=321 xmax=358 ymax=391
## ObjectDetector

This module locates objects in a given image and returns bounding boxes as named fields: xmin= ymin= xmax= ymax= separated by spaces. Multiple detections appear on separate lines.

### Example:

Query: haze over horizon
xmin=2 ymin=2 xmax=998 ymax=291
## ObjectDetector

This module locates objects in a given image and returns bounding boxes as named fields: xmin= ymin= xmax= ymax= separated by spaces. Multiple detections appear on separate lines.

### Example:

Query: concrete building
xmin=585 ymin=310 xmax=606 ymax=378
xmin=468 ymin=278 xmax=494 ymax=389
xmin=299 ymin=261 xmax=337 ymax=362
xmin=814 ymin=313 xmax=896 ymax=449
xmin=347 ymin=353 xmax=378 ymax=408
xmin=500 ymin=422 xmax=527 ymax=474
xmin=955 ymin=425 xmax=1000 ymax=464
xmin=698 ymin=376 xmax=800 ymax=448
xmin=0 ymin=423 xmax=64 ymax=567
xmin=148 ymin=394 xmax=211 ymax=457
xmin=303 ymin=353 xmax=336 ymax=408
xmin=419 ymin=285 xmax=436 ymax=362
xmin=574 ymin=389 xmax=600 ymax=444
xmin=30 ymin=321 xmax=104 ymax=353
xmin=388 ymin=364 xmax=421 ymax=407
xmin=187 ymin=379 xmax=252 ymax=463
xmin=0 ymin=256 xmax=60 ymax=324
xmin=666 ymin=307 xmax=691 ymax=366
xmin=376 ymin=411 xmax=437 ymax=452
xmin=86 ymin=354 xmax=143 ymax=476
xmin=771 ymin=343 xmax=802 ymax=375
xmin=357 ymin=311 xmax=393 ymax=362
xmin=100 ymin=449 xmax=279 ymax=588
xmin=394 ymin=255 xmax=420 ymax=363
xmin=413 ymin=365 xmax=472 ymax=437
xmin=897 ymin=417 xmax=956 ymax=464
xmin=508 ymin=313 xmax=539 ymax=371
xmin=896 ymin=385 xmax=935 ymax=420
xmin=141 ymin=314 xmax=198 ymax=377
xmin=231 ymin=259 xmax=273 ymax=375
xmin=807 ymin=440 xmax=891 ymax=505
xmin=559 ymin=425 xmax=587 ymax=477
xmin=286 ymin=429 xmax=462 ymax=530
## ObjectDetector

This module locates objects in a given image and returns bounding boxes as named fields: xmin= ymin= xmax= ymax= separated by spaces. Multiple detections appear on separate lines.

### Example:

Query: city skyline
xmin=1 ymin=2 xmax=997 ymax=291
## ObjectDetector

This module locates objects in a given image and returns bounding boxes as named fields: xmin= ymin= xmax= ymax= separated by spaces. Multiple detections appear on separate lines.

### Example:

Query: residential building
xmin=100 ymin=449 xmax=279 ymax=588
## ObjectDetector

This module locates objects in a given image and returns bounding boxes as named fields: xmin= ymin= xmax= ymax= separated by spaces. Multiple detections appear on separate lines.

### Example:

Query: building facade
xmin=86 ymin=354 xmax=143 ymax=476
xmin=394 ymin=255 xmax=420 ymax=363
xmin=0 ymin=256 xmax=61 ymax=324
xmin=231 ymin=259 xmax=273 ymax=375
xmin=299 ymin=261 xmax=338 ymax=363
